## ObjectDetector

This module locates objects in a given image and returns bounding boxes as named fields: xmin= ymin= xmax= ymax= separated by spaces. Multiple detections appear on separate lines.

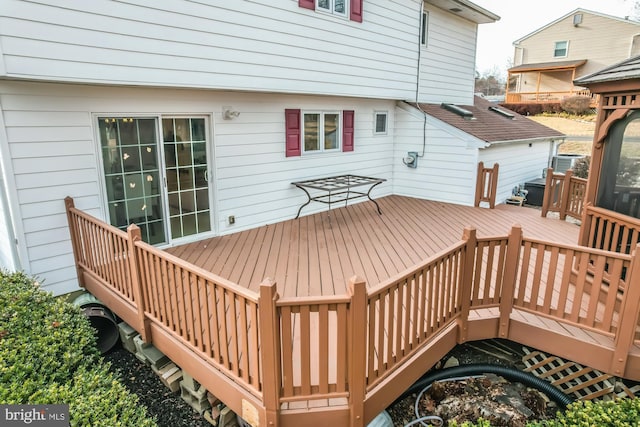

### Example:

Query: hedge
xmin=0 ymin=271 xmax=156 ymax=427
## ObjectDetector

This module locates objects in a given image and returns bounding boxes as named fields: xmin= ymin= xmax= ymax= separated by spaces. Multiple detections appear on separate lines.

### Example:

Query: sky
xmin=471 ymin=0 xmax=636 ymax=77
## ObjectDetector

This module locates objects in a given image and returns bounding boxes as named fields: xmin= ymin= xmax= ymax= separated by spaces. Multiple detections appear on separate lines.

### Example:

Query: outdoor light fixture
xmin=222 ymin=106 xmax=240 ymax=120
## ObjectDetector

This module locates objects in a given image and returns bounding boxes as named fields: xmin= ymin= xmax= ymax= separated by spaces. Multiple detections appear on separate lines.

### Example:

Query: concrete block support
xmin=133 ymin=335 xmax=169 ymax=368
xmin=180 ymin=371 xmax=211 ymax=414
xmin=151 ymin=362 xmax=183 ymax=393
xmin=117 ymin=321 xmax=139 ymax=353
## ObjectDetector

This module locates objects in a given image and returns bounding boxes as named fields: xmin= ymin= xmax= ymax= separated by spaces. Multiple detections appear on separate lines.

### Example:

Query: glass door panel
xmin=99 ymin=117 xmax=166 ymax=244
xmin=162 ymin=118 xmax=211 ymax=239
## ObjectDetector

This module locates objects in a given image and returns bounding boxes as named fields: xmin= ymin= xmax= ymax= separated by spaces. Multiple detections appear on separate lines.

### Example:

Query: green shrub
xmin=0 ymin=271 xmax=156 ymax=426
xmin=30 ymin=364 xmax=156 ymax=427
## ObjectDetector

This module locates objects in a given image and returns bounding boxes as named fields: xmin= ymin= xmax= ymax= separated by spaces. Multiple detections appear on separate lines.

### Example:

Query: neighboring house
xmin=1 ymin=0 xmax=566 ymax=297
xmin=506 ymin=8 xmax=640 ymax=104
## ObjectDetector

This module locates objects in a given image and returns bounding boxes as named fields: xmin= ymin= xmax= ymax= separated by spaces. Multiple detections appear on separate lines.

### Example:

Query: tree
xmin=474 ymin=67 xmax=506 ymax=96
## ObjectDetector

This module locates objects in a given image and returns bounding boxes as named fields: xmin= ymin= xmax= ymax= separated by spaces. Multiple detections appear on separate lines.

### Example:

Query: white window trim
xmin=553 ymin=40 xmax=569 ymax=58
xmin=374 ymin=111 xmax=388 ymax=135
xmin=302 ymin=111 xmax=342 ymax=154
xmin=316 ymin=0 xmax=348 ymax=18
xmin=93 ymin=113 xmax=218 ymax=247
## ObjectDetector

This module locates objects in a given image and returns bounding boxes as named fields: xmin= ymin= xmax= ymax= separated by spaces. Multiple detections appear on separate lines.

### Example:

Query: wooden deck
xmin=65 ymin=195 xmax=640 ymax=427
xmin=167 ymin=195 xmax=580 ymax=298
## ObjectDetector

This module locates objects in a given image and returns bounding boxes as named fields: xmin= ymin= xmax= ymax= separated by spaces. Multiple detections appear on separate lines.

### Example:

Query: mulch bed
xmin=105 ymin=339 xmax=558 ymax=427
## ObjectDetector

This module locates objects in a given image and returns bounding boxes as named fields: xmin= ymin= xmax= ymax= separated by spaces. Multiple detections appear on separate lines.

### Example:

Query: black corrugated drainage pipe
xmin=395 ymin=363 xmax=575 ymax=409
xmin=73 ymin=292 xmax=119 ymax=354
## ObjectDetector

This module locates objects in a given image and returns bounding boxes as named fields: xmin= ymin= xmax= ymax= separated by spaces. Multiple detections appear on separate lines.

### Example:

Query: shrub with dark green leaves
xmin=0 ymin=271 xmax=156 ymax=426
xmin=528 ymin=398 xmax=640 ymax=427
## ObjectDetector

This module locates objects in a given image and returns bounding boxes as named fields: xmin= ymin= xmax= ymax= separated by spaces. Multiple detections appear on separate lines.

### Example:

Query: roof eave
xmin=482 ymin=136 xmax=566 ymax=147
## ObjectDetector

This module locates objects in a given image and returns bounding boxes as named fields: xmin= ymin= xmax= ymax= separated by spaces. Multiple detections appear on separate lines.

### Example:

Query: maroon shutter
xmin=285 ymin=109 xmax=301 ymax=157
xmin=350 ymin=0 xmax=363 ymax=22
xmin=299 ymin=0 xmax=315 ymax=10
xmin=342 ymin=110 xmax=354 ymax=152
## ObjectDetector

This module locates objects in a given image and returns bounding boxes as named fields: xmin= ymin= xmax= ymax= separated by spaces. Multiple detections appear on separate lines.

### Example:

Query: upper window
xmin=374 ymin=112 xmax=387 ymax=135
xmin=421 ymin=11 xmax=429 ymax=46
xmin=317 ymin=0 xmax=347 ymax=16
xmin=554 ymin=41 xmax=568 ymax=58
xmin=303 ymin=112 xmax=341 ymax=153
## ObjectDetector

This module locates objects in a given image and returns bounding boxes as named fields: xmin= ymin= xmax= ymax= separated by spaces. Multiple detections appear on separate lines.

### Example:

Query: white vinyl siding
xmin=419 ymin=5 xmax=477 ymax=105
xmin=0 ymin=0 xmax=419 ymax=100
xmin=478 ymin=141 xmax=553 ymax=205
xmin=392 ymin=103 xmax=479 ymax=206
xmin=0 ymin=81 xmax=394 ymax=295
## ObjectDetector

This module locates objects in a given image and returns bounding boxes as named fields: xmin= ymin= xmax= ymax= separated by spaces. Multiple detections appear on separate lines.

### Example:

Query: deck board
xmin=167 ymin=196 xmax=580 ymax=297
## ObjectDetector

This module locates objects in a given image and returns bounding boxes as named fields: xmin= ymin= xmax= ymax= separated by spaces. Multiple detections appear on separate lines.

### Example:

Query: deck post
xmin=258 ymin=279 xmax=281 ymax=427
xmin=348 ymin=276 xmax=367 ymax=427
xmin=611 ymin=243 xmax=640 ymax=376
xmin=458 ymin=227 xmax=477 ymax=343
xmin=474 ymin=162 xmax=484 ymax=207
xmin=489 ymin=163 xmax=499 ymax=209
xmin=127 ymin=224 xmax=151 ymax=343
xmin=64 ymin=196 xmax=85 ymax=287
xmin=578 ymin=203 xmax=594 ymax=247
xmin=559 ymin=170 xmax=573 ymax=220
xmin=541 ymin=168 xmax=554 ymax=217
xmin=498 ymin=225 xmax=522 ymax=339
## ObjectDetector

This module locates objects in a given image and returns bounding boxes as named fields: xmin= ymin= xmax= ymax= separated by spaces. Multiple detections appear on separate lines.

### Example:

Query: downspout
xmin=412 ymin=1 xmax=427 ymax=160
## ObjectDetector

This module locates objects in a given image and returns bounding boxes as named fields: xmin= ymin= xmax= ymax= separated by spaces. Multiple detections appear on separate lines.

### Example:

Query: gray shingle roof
xmin=416 ymin=97 xmax=565 ymax=144
xmin=574 ymin=55 xmax=640 ymax=85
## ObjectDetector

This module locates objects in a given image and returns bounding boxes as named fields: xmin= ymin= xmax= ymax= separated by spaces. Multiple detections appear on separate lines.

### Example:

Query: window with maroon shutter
xmin=342 ymin=110 xmax=354 ymax=152
xmin=350 ymin=0 xmax=363 ymax=22
xmin=285 ymin=109 xmax=301 ymax=157
xmin=299 ymin=0 xmax=363 ymax=22
xmin=299 ymin=0 xmax=315 ymax=10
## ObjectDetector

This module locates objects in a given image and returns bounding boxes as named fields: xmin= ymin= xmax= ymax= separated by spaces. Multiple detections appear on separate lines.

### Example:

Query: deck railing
xmin=505 ymin=90 xmax=596 ymax=105
xmin=475 ymin=161 xmax=499 ymax=209
xmin=64 ymin=197 xmax=640 ymax=427
xmin=541 ymin=169 xmax=587 ymax=220
xmin=579 ymin=204 xmax=640 ymax=256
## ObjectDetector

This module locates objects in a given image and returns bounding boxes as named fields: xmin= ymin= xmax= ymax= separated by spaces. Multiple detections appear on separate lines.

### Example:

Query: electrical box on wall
xmin=403 ymin=151 xmax=418 ymax=168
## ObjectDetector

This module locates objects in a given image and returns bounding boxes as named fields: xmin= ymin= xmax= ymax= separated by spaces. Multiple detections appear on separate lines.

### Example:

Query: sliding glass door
xmin=98 ymin=116 xmax=212 ymax=245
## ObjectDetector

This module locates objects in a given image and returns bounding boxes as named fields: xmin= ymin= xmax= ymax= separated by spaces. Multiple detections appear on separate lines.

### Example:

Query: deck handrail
xmin=541 ymin=168 xmax=587 ymax=220
xmin=579 ymin=204 xmax=640 ymax=256
xmin=64 ymin=196 xmax=640 ymax=427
